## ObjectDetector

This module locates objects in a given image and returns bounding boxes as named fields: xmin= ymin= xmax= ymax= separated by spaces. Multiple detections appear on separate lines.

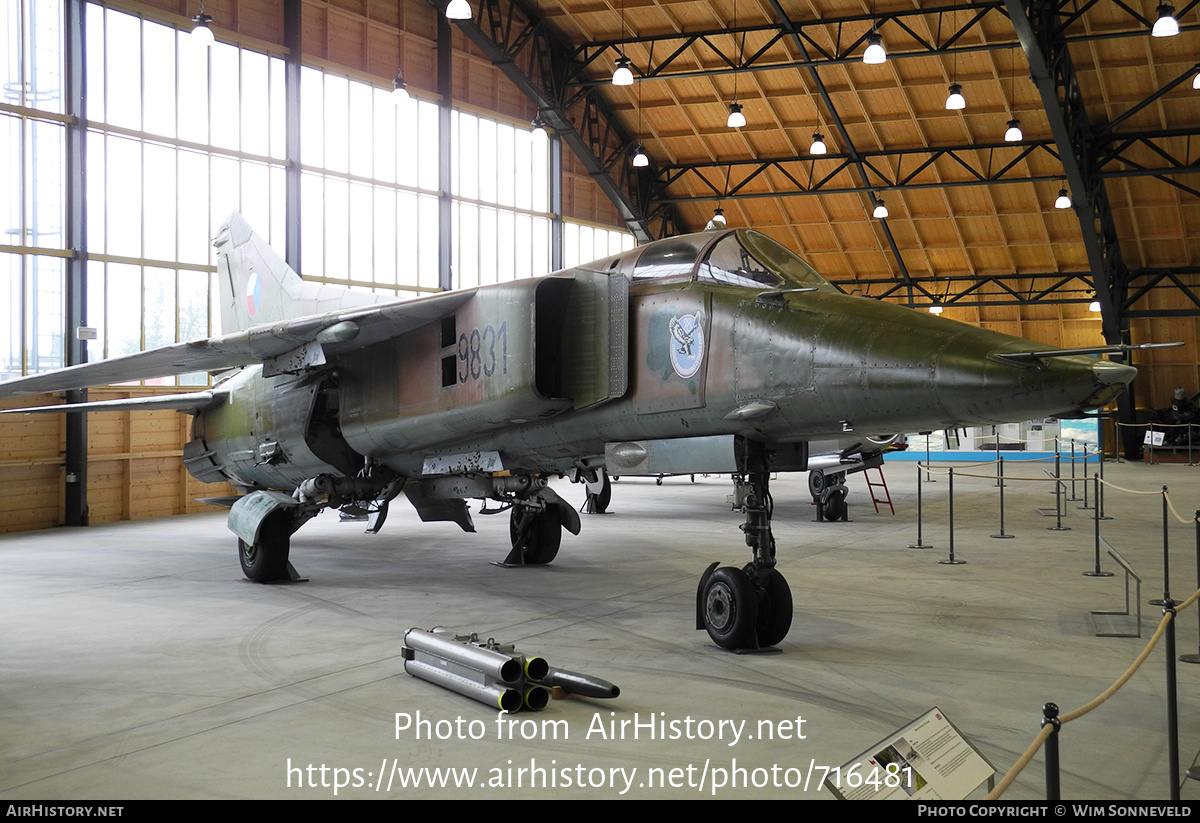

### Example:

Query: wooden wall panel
xmin=0 ymin=388 xmax=237 ymax=535
xmin=0 ymin=465 xmax=63 ymax=533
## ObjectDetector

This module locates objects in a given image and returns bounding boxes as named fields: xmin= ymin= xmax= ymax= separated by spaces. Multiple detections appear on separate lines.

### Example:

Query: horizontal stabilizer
xmin=0 ymin=391 xmax=224 ymax=414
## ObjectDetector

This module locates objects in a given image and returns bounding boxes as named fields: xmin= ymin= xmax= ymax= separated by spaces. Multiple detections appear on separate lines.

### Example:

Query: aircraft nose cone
xmin=1076 ymin=357 xmax=1137 ymax=410
xmin=1092 ymin=359 xmax=1137 ymax=387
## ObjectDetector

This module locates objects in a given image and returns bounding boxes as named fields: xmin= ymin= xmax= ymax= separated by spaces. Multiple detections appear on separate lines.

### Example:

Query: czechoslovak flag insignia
xmin=246 ymin=270 xmax=261 ymax=318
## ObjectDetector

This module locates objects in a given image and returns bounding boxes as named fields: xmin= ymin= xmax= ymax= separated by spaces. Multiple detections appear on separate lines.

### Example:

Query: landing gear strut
xmin=697 ymin=438 xmax=793 ymax=650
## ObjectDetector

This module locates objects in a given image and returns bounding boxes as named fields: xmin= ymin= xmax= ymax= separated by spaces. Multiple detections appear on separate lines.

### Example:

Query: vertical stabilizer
xmin=214 ymin=213 xmax=383 ymax=335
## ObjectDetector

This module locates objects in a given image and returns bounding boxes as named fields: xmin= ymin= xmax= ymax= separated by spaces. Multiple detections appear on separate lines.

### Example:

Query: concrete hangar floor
xmin=0 ymin=459 xmax=1196 ymax=800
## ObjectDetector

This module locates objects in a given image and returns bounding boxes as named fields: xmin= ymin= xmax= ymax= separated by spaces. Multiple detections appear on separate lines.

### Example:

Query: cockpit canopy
xmin=629 ymin=229 xmax=835 ymax=292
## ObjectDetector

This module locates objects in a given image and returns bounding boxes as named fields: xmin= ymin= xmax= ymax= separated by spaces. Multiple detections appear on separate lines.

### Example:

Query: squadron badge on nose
xmin=668 ymin=313 xmax=704 ymax=379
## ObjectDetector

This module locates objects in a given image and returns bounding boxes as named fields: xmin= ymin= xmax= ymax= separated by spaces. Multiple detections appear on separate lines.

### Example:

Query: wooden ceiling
xmin=527 ymin=0 xmax=1198 ymax=302
xmin=116 ymin=0 xmax=1200 ymax=404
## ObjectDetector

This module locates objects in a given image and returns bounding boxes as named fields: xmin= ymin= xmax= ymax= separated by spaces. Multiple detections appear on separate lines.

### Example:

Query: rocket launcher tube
xmin=404 ymin=659 xmax=522 ymax=713
xmin=523 ymin=685 xmax=549 ymax=711
xmin=404 ymin=628 xmax=523 ymax=684
xmin=524 ymin=656 xmax=549 ymax=681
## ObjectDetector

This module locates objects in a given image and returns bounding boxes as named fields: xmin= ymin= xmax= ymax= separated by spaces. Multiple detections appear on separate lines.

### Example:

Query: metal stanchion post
xmin=1042 ymin=703 xmax=1061 ymax=801
xmin=1083 ymin=474 xmax=1112 ymax=578
xmin=1067 ymin=439 xmax=1081 ymax=501
xmin=938 ymin=468 xmax=966 ymax=565
xmin=1165 ymin=600 xmax=1181 ymax=801
xmin=908 ymin=463 xmax=932 ymax=549
xmin=1080 ymin=443 xmax=1089 ymax=508
xmin=994 ymin=425 xmax=1001 ymax=487
xmin=1052 ymin=447 xmax=1061 ymax=495
xmin=990 ymin=456 xmax=1013 ymax=539
xmin=924 ymin=433 xmax=935 ymax=482
xmin=1181 ymin=512 xmax=1200 ymax=666
xmin=1150 ymin=487 xmax=1172 ymax=607
xmin=1099 ymin=441 xmax=1112 ymax=521
xmin=1048 ymin=479 xmax=1071 ymax=531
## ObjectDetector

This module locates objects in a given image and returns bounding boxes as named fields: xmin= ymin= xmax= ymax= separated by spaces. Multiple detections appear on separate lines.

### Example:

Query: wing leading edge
xmin=0 ymin=213 xmax=475 ymax=400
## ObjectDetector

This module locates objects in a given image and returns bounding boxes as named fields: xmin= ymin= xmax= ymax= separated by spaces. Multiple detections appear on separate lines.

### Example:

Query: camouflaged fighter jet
xmin=0 ymin=213 xmax=1148 ymax=650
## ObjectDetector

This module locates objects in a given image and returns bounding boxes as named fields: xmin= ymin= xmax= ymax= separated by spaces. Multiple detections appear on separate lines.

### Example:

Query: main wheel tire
xmin=807 ymin=470 xmax=826 ymax=500
xmin=239 ymin=511 xmax=292 ymax=582
xmin=753 ymin=568 xmax=793 ymax=648
xmin=585 ymin=473 xmax=612 ymax=514
xmin=509 ymin=505 xmax=562 ymax=565
xmin=701 ymin=566 xmax=758 ymax=649
xmin=821 ymin=493 xmax=847 ymax=521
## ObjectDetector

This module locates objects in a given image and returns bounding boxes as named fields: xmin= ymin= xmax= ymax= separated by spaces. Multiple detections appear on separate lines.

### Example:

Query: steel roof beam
xmin=832 ymin=267 xmax=1200 ymax=311
xmin=566 ymin=6 xmax=1196 ymax=86
xmin=1006 ymin=0 xmax=1129 ymax=346
xmin=646 ymin=133 xmax=1198 ymax=204
xmin=762 ymin=0 xmax=915 ymax=298
xmin=432 ymin=0 xmax=680 ymax=242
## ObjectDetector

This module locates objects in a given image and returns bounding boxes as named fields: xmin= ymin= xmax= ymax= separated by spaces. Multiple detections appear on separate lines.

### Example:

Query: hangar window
xmin=2 ymin=0 xmax=67 ymax=379
xmin=563 ymin=222 xmax=636 ymax=270
xmin=0 ymin=0 xmax=636 ymax=385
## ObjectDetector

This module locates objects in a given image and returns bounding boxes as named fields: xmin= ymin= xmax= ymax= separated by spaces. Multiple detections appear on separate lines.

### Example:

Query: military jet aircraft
xmin=0 ymin=214 xmax=1148 ymax=650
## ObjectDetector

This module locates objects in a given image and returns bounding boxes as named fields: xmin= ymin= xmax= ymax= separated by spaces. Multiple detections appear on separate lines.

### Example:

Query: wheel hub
xmin=705 ymin=582 xmax=735 ymax=631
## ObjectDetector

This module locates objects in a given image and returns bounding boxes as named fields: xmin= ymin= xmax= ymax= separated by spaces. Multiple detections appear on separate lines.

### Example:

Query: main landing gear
xmin=233 ymin=470 xmax=401 ymax=583
xmin=696 ymin=438 xmax=794 ymax=651
xmin=583 ymin=469 xmax=612 ymax=514
xmin=809 ymin=469 xmax=849 ymax=522
xmin=237 ymin=503 xmax=311 ymax=583
xmin=496 ymin=478 xmax=581 ymax=567
xmin=507 ymin=504 xmax=562 ymax=565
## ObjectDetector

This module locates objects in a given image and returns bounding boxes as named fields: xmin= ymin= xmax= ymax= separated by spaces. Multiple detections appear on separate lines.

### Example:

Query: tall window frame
xmin=1 ymin=0 xmax=636 ymax=386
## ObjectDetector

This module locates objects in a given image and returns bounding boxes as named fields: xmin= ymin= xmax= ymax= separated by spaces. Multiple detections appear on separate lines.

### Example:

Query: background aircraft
xmin=0 ymin=214 xmax=1144 ymax=650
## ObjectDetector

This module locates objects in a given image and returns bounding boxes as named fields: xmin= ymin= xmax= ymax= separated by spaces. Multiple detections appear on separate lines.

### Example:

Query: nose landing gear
xmin=696 ymin=438 xmax=794 ymax=651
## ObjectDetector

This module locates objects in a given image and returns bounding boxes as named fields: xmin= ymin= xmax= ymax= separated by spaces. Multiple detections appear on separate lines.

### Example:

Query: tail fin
xmin=214 ymin=213 xmax=383 ymax=335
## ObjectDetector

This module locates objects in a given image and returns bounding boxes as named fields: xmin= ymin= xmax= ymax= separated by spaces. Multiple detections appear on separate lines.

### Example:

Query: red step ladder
xmin=863 ymin=466 xmax=894 ymax=514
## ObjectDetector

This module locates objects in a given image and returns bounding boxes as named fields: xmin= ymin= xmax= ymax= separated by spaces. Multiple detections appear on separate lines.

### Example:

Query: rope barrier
xmin=1115 ymin=420 xmax=1195 ymax=428
xmin=1095 ymin=478 xmax=1163 ymax=495
xmin=985 ymin=587 xmax=1200 ymax=799
xmin=1163 ymin=492 xmax=1193 ymax=525
xmin=985 ymin=725 xmax=1055 ymax=800
xmin=946 ymin=471 xmax=1068 ymax=482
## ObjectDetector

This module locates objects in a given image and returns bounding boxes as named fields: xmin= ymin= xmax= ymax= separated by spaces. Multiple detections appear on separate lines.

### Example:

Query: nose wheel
xmin=698 ymin=564 xmax=793 ymax=650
